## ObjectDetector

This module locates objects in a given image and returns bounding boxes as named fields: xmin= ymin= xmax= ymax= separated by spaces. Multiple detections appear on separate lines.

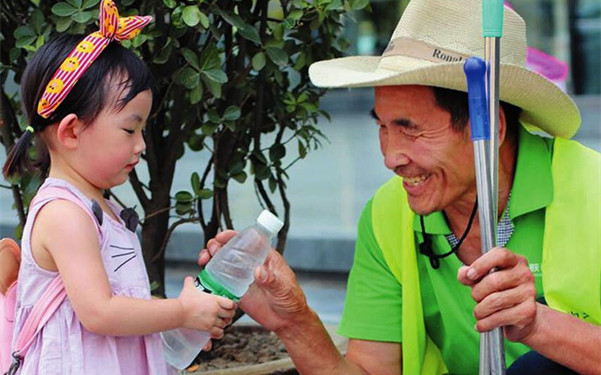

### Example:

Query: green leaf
xmin=201 ymin=122 xmax=219 ymax=136
xmin=266 ymin=47 xmax=288 ymax=67
xmin=9 ymin=48 xmax=21 ymax=64
xmin=218 ymin=10 xmax=261 ymax=44
xmin=207 ymin=109 xmax=220 ymax=123
xmin=189 ymin=84 xmax=203 ymax=104
xmin=350 ymin=0 xmax=370 ymax=10
xmin=191 ymin=172 xmax=201 ymax=194
xmin=72 ymin=11 xmax=93 ymax=23
xmin=82 ymin=0 xmax=101 ymax=9
xmin=199 ymin=11 xmax=210 ymax=29
xmin=175 ymin=191 xmax=194 ymax=202
xmin=298 ymin=141 xmax=307 ymax=158
xmin=283 ymin=9 xmax=303 ymax=29
xmin=52 ymin=2 xmax=78 ymax=17
xmin=175 ymin=67 xmax=200 ymax=89
xmin=188 ymin=133 xmax=204 ymax=151
xmin=237 ymin=26 xmax=261 ymax=45
xmin=65 ymin=0 xmax=82 ymax=8
xmin=325 ymin=0 xmax=343 ymax=11
xmin=252 ymin=149 xmax=268 ymax=164
xmin=251 ymin=52 xmax=266 ymax=71
xmin=198 ymin=189 xmax=213 ymax=199
xmin=232 ymin=171 xmax=247 ymax=183
xmin=253 ymin=165 xmax=271 ymax=180
xmin=287 ymin=9 xmax=303 ymax=22
xmin=16 ymin=36 xmax=37 ymax=49
xmin=162 ymin=0 xmax=177 ymax=9
xmin=293 ymin=51 xmax=306 ymax=70
xmin=14 ymin=26 xmax=36 ymax=39
xmin=153 ymin=40 xmax=172 ymax=64
xmin=181 ymin=48 xmax=200 ymax=71
xmin=223 ymin=106 xmax=241 ymax=121
xmin=35 ymin=35 xmax=45 ymax=49
xmin=175 ymin=201 xmax=193 ymax=215
xmin=30 ymin=9 xmax=45 ymax=34
xmin=56 ymin=16 xmax=74 ymax=32
xmin=269 ymin=144 xmax=286 ymax=161
xmin=229 ymin=161 xmax=245 ymax=175
xmin=272 ymin=23 xmax=285 ymax=41
xmin=182 ymin=5 xmax=202 ymax=27
xmin=268 ymin=176 xmax=277 ymax=193
xmin=202 ymin=69 xmax=228 ymax=83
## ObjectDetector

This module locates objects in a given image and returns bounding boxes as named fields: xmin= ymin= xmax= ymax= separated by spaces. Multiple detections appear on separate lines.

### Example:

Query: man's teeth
xmin=405 ymin=175 xmax=428 ymax=185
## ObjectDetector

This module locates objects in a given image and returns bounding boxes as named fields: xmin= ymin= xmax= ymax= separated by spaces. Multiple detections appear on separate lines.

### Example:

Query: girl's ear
xmin=56 ymin=114 xmax=84 ymax=149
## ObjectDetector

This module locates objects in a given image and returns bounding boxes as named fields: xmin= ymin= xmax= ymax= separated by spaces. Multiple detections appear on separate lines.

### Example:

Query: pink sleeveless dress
xmin=12 ymin=178 xmax=174 ymax=375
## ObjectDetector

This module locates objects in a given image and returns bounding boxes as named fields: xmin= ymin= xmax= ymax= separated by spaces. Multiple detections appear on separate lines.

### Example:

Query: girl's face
xmin=75 ymin=88 xmax=152 ymax=190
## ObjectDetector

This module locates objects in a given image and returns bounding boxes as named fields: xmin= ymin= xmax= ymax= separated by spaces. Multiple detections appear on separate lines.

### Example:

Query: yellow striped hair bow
xmin=37 ymin=0 xmax=152 ymax=119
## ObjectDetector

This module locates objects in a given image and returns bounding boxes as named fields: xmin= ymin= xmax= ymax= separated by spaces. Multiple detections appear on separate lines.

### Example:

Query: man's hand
xmin=457 ymin=247 xmax=539 ymax=342
xmin=199 ymin=231 xmax=310 ymax=333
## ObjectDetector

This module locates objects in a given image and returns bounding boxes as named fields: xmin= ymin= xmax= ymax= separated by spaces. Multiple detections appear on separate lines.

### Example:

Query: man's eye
xmin=123 ymin=129 xmax=134 ymax=134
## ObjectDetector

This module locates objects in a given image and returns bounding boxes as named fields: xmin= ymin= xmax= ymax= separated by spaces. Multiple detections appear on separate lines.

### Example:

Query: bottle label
xmin=194 ymin=276 xmax=212 ymax=294
xmin=195 ymin=270 xmax=240 ymax=302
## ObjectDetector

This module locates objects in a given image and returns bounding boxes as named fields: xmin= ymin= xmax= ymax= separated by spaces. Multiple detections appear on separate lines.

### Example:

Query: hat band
xmin=382 ymin=37 xmax=470 ymax=63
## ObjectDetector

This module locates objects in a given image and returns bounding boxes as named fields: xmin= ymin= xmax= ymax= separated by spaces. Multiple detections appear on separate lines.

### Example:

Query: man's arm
xmin=458 ymin=247 xmax=601 ymax=375
xmin=200 ymin=231 xmax=402 ymax=375
xmin=521 ymin=304 xmax=601 ymax=375
xmin=274 ymin=307 xmax=401 ymax=375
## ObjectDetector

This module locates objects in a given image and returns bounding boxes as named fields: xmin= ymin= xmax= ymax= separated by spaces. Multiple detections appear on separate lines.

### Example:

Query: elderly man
xmin=200 ymin=0 xmax=601 ymax=374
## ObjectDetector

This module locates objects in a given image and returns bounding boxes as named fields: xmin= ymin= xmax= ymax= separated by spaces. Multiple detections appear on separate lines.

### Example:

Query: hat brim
xmin=309 ymin=55 xmax=580 ymax=139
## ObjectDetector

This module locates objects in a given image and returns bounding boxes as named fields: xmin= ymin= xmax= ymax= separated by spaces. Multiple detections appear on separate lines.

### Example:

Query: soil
xmin=184 ymin=325 xmax=299 ymax=374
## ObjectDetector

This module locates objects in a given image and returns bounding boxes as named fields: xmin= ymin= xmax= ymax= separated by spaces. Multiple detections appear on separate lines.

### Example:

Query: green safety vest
xmin=371 ymin=138 xmax=601 ymax=375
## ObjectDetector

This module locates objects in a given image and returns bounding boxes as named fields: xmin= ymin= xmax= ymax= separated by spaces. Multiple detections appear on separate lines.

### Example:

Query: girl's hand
xmin=177 ymin=276 xmax=237 ymax=338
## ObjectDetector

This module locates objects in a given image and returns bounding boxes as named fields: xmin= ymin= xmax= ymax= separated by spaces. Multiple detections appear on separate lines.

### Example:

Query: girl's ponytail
xmin=3 ymin=126 xmax=36 ymax=179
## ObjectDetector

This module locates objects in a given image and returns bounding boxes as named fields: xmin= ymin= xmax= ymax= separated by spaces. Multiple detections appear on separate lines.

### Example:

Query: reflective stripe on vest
xmin=371 ymin=138 xmax=601 ymax=375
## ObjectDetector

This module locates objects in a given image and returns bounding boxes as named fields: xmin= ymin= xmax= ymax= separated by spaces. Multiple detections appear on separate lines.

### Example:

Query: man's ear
xmin=56 ymin=114 xmax=84 ymax=149
xmin=498 ymin=105 xmax=507 ymax=146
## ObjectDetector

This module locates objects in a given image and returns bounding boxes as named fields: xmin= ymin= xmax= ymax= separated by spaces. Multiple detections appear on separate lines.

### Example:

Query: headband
xmin=37 ymin=0 xmax=152 ymax=119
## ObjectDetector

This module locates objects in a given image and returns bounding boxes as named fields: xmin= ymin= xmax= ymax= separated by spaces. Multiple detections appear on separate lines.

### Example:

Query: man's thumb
xmin=255 ymin=265 xmax=273 ymax=287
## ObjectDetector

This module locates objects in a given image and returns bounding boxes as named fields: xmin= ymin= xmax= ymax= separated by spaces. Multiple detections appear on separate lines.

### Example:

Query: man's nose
xmin=383 ymin=133 xmax=411 ymax=170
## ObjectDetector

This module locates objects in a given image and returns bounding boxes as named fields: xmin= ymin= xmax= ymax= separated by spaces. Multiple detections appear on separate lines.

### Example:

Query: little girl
xmin=2 ymin=1 xmax=236 ymax=374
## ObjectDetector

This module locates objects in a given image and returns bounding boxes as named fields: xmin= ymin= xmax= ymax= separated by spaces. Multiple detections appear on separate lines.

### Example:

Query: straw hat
xmin=309 ymin=0 xmax=580 ymax=138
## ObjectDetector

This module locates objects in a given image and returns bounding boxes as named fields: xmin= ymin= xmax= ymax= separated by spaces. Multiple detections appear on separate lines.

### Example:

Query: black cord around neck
xmin=419 ymin=198 xmax=478 ymax=269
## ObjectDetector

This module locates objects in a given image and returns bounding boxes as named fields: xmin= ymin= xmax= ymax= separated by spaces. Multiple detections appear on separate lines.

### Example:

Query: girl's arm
xmin=31 ymin=199 xmax=236 ymax=337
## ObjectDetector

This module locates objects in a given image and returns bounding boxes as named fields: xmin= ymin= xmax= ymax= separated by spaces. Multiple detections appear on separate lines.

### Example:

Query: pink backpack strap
xmin=8 ymin=184 xmax=104 ymax=372
xmin=12 ymin=276 xmax=65 ymax=358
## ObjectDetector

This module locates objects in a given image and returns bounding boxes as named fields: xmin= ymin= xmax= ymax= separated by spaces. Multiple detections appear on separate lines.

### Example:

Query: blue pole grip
xmin=464 ymin=57 xmax=490 ymax=141
xmin=482 ymin=0 xmax=504 ymax=37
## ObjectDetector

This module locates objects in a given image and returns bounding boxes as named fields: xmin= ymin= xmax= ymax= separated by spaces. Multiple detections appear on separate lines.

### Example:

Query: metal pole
xmin=482 ymin=2 xmax=505 ymax=373
xmin=485 ymin=38 xmax=500 ymax=224
xmin=463 ymin=57 xmax=506 ymax=375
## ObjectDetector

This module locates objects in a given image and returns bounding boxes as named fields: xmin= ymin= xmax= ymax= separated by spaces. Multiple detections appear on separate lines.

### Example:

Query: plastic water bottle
xmin=161 ymin=210 xmax=284 ymax=369
xmin=160 ymin=328 xmax=210 ymax=370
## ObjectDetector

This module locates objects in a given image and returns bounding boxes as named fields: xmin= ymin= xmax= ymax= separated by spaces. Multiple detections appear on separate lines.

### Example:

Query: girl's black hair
xmin=3 ymin=33 xmax=153 ymax=179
